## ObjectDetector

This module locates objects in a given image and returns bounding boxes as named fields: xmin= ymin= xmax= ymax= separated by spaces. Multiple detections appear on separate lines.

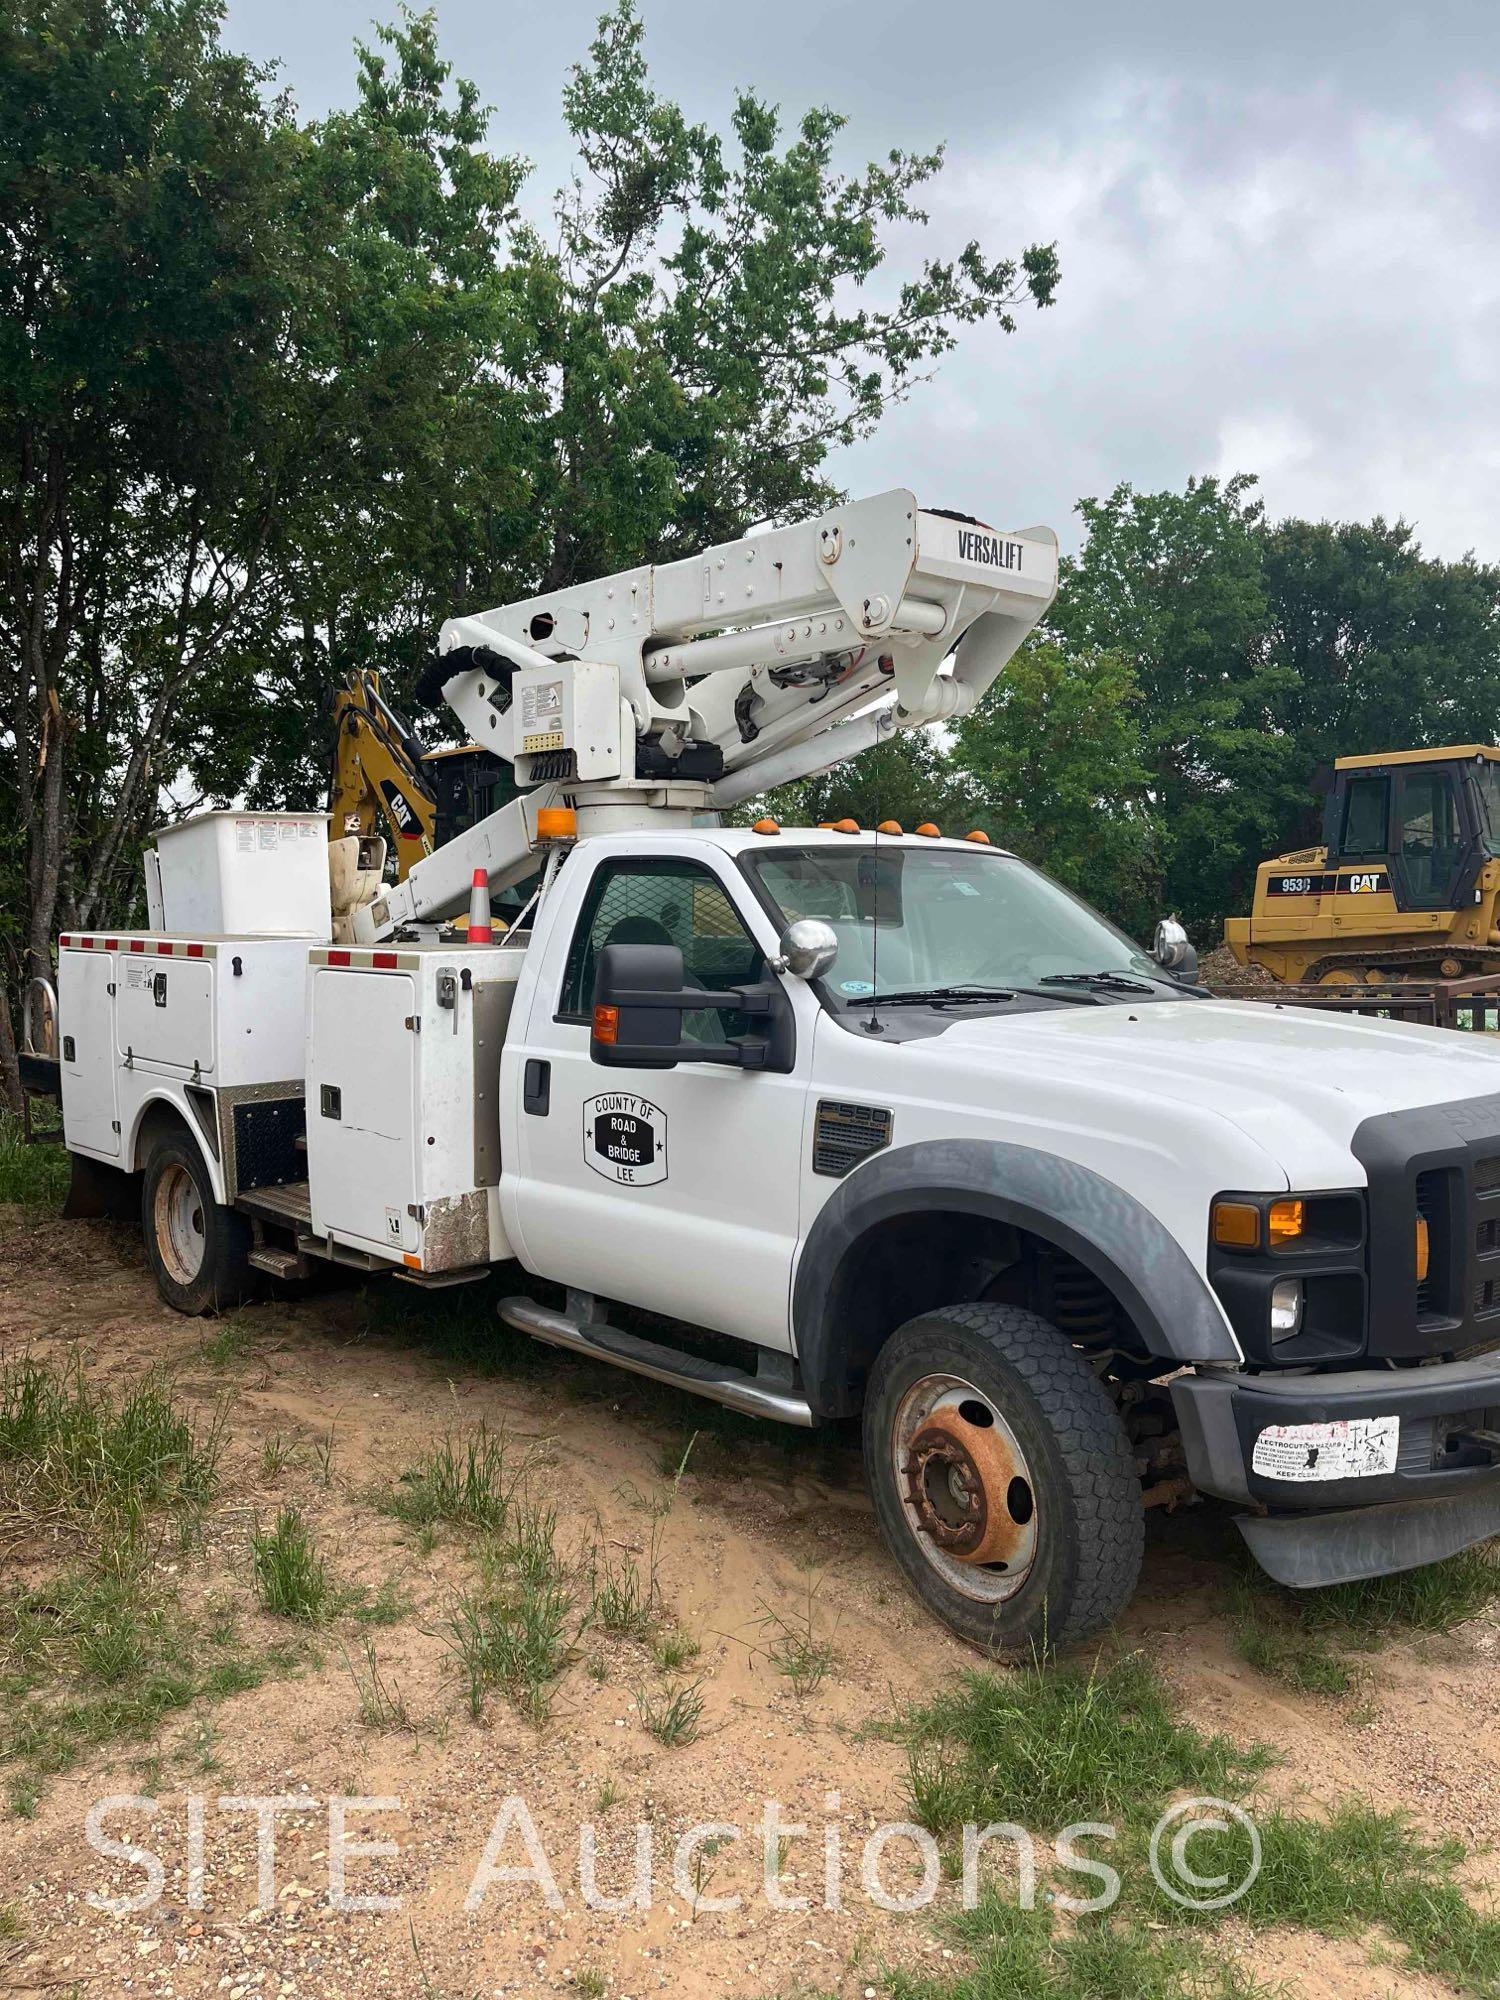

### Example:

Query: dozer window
xmin=1395 ymin=769 xmax=1465 ymax=906
xmin=558 ymin=857 xmax=765 ymax=1045
xmin=1340 ymin=775 xmax=1389 ymax=855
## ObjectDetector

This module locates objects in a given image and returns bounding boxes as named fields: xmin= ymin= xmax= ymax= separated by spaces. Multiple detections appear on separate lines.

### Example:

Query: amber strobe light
xmin=1211 ymin=1200 xmax=1260 ymax=1249
xmin=1415 ymin=1214 xmax=1431 ymax=1284
xmin=536 ymin=806 xmax=577 ymax=841
xmin=593 ymin=1004 xmax=619 ymax=1045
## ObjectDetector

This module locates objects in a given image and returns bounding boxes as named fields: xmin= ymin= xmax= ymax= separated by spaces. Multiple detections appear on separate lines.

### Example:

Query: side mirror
xmin=772 ymin=919 xmax=838 ymax=982
xmin=1152 ymin=915 xmax=1199 ymax=983
xmin=589 ymin=942 xmax=793 ymax=1072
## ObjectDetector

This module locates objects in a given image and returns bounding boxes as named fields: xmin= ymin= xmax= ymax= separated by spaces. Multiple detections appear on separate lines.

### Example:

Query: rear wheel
xmin=141 ymin=1135 xmax=251 ymax=1316
xmin=862 ymin=1302 xmax=1144 ymax=1652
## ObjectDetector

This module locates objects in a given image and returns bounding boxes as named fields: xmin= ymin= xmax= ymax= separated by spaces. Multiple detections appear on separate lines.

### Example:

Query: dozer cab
xmin=1225 ymin=745 xmax=1500 ymax=984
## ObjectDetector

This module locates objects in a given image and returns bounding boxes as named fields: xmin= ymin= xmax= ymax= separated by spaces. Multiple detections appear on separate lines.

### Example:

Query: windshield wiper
xmin=1039 ymin=970 xmax=1156 ymax=994
xmin=871 ymin=984 xmax=1018 ymax=1007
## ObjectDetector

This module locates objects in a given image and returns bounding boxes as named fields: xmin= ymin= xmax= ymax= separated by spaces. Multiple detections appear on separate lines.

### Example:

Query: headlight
xmin=1270 ymin=1278 xmax=1303 ymax=1341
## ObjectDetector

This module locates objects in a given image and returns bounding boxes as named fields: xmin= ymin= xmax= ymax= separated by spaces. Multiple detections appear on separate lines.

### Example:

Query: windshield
xmin=746 ymin=846 xmax=1165 ymax=1000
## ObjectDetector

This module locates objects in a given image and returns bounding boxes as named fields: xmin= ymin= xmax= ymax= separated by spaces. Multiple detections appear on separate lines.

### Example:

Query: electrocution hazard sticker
xmin=1251 ymin=1415 xmax=1399 ymax=1483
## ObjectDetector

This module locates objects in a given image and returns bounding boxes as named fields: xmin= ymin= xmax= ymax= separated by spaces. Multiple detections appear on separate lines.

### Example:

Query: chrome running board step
xmin=498 ymin=1295 xmax=816 ymax=1428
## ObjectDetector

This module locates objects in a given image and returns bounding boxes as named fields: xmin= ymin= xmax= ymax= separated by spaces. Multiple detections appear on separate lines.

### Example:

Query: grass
xmin=651 ymin=1626 xmax=701 ymax=1671
xmin=260 ymin=1432 xmax=295 ymax=1479
xmin=0 ymin=1547 xmax=296 ymax=1791
xmin=384 ymin=1424 xmax=526 ymax=1534
xmin=637 ymin=1675 xmax=706 ymax=1747
xmin=897 ymin=1647 xmax=1500 ymax=1999
xmin=0 ymin=1108 xmax=68 ymax=1209
xmin=251 ymin=1507 xmax=330 ymax=1621
xmin=574 ymin=1968 xmax=607 ymax=1999
xmin=589 ymin=1542 xmax=657 ymax=1638
xmin=753 ymin=1577 xmax=838 ymax=1697
xmin=885 ymin=1897 xmax=1273 ymax=2000
xmin=1228 ymin=1583 xmax=1355 ymax=1695
xmin=1276 ymin=1543 xmax=1500 ymax=1638
xmin=344 ymin=1637 xmax=411 ymax=1731
xmin=446 ymin=1575 xmax=573 ymax=1725
xmin=0 ymin=1355 xmax=224 ymax=1528
xmin=1228 ymin=1544 xmax=1500 ymax=1693
xmin=903 ymin=1651 xmax=1268 ymax=1840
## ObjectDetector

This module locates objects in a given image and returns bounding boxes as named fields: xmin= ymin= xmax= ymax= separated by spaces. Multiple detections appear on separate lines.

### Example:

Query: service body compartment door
xmin=116 ymin=956 xmax=216 ymax=1074
xmin=58 ymin=950 xmax=120 ymax=1158
xmin=306 ymin=968 xmax=420 ymax=1258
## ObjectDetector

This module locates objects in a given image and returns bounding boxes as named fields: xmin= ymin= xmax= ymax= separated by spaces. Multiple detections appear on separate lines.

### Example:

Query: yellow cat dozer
xmin=1225 ymin=746 xmax=1500 ymax=985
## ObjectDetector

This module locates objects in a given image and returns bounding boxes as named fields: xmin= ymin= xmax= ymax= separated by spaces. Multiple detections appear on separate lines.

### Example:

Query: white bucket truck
xmin=41 ymin=490 xmax=1500 ymax=1651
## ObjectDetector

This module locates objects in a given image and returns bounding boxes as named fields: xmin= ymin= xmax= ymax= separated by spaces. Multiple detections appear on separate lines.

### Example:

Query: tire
xmin=862 ymin=1302 xmax=1144 ymax=1653
xmin=141 ymin=1135 xmax=252 ymax=1316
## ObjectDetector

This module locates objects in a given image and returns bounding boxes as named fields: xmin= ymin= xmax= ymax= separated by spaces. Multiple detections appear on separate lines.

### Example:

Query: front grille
xmin=812 ymin=1100 xmax=892 ymax=1178
xmin=1475 ymin=1156 xmax=1500 ymax=1194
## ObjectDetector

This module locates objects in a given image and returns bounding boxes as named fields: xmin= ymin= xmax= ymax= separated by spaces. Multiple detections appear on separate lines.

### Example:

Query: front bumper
xmin=1171 ymin=1348 xmax=1500 ymax=1586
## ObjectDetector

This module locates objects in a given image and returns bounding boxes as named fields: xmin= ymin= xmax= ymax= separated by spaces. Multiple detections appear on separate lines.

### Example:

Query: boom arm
xmin=354 ymin=490 xmax=1057 ymax=941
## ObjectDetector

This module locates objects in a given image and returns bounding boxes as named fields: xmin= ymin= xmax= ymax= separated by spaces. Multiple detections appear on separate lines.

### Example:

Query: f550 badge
xmin=584 ymin=1093 xmax=668 ymax=1186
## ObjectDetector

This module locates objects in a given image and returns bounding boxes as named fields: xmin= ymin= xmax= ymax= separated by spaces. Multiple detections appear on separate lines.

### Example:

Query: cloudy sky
xmin=226 ymin=0 xmax=1500 ymax=561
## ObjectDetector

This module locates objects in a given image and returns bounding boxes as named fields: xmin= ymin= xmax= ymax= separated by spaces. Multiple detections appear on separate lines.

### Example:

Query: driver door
xmin=1392 ymin=766 xmax=1480 ymax=910
xmin=509 ymin=848 xmax=814 ymax=1350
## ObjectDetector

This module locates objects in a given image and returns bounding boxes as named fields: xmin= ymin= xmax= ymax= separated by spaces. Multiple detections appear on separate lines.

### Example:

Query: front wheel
xmin=141 ymin=1135 xmax=252 ymax=1316
xmin=862 ymin=1302 xmax=1144 ymax=1652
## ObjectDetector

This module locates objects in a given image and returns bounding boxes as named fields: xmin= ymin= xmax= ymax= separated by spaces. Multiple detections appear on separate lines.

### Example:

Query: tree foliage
xmin=0 ymin=0 xmax=1058 ymax=1101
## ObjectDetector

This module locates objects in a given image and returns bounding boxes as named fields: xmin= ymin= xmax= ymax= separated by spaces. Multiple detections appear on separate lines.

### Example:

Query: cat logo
xmin=1340 ymin=871 xmax=1388 ymax=895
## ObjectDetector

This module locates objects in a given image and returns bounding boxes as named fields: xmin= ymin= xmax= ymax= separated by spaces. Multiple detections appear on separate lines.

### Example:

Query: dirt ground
xmin=1 ymin=1202 xmax=1497 ymax=2000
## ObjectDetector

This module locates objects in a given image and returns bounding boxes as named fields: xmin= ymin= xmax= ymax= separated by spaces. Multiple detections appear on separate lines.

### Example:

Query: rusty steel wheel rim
xmin=153 ymin=1162 xmax=207 ymax=1287
xmin=891 ymin=1373 xmax=1038 ymax=1603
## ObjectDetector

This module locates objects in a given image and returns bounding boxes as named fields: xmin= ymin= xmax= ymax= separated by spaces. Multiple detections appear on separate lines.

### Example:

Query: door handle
xmin=523 ymin=1059 xmax=551 ymax=1116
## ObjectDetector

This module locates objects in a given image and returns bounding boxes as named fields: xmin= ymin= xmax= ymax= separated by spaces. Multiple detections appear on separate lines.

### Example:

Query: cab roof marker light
xmin=915 ymin=822 xmax=941 ymax=838
xmin=877 ymin=820 xmax=903 ymax=835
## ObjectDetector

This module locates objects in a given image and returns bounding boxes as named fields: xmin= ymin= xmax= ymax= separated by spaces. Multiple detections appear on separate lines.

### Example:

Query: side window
xmin=558 ymin=858 xmax=766 ymax=1045
xmin=1340 ymin=775 xmax=1389 ymax=854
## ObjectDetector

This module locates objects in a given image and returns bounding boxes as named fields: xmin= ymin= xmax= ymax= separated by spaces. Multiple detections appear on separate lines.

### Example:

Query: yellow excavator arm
xmin=329 ymin=670 xmax=439 ymax=883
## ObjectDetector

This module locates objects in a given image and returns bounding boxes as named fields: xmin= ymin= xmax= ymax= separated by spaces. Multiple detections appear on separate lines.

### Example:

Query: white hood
xmin=918 ymin=998 xmax=1500 ymax=1187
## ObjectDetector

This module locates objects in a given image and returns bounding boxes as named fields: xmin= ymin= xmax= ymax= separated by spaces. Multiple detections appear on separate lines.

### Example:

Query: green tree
xmin=760 ymin=729 xmax=968 ymax=835
xmin=953 ymin=641 xmax=1158 ymax=935
xmin=0 ymin=0 xmax=303 ymax=1101
xmin=1260 ymin=516 xmax=1500 ymax=847
xmin=0 ymin=0 xmax=1061 ymax=1104
xmin=533 ymin=2 xmax=1059 ymax=588
xmin=1047 ymin=475 xmax=1299 ymax=933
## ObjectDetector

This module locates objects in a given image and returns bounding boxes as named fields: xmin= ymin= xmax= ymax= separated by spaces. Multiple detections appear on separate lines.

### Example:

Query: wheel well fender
xmin=792 ymin=1138 xmax=1240 ymax=1417
xmin=128 ymin=1092 xmax=227 ymax=1204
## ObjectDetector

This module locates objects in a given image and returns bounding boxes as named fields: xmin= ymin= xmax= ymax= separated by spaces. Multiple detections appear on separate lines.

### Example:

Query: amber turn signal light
xmin=1268 ymin=1198 xmax=1305 ymax=1247
xmin=1415 ymin=1214 xmax=1430 ymax=1284
xmin=1211 ymin=1200 xmax=1261 ymax=1249
xmin=592 ymin=1004 xmax=619 ymax=1045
